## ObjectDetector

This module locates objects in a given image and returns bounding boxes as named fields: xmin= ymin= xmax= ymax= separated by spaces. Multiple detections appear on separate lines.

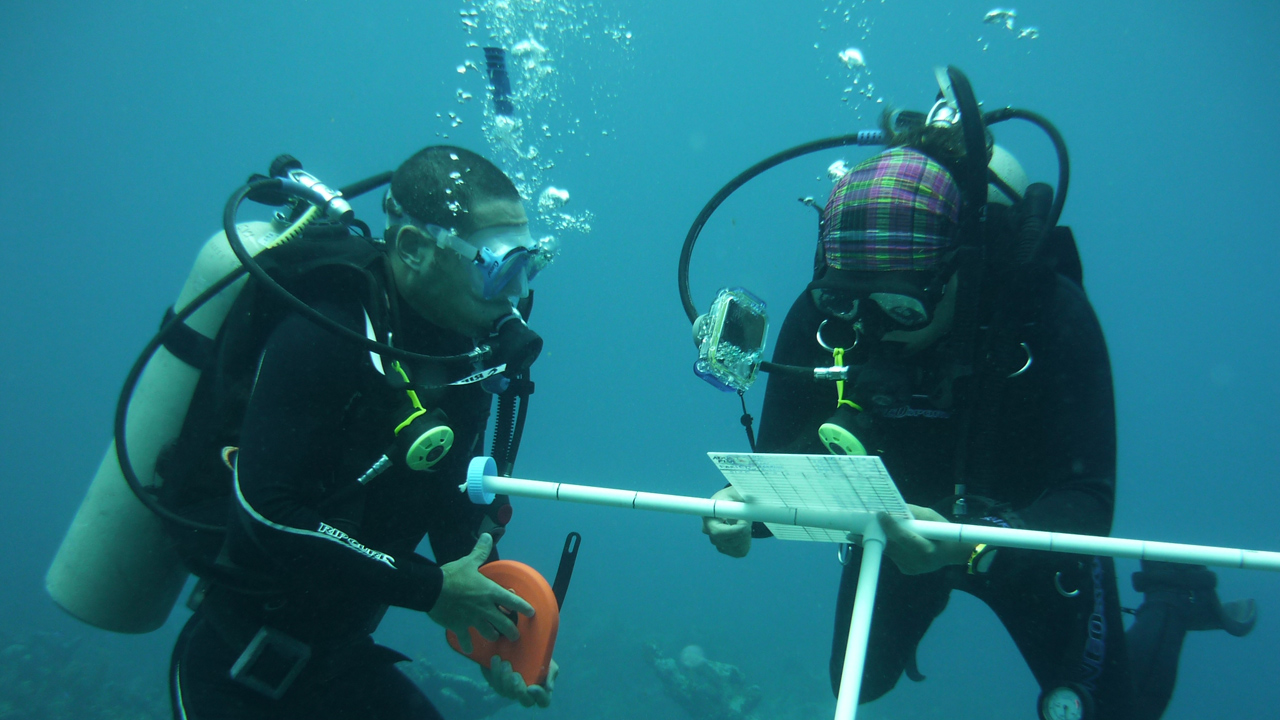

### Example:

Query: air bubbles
xmin=537 ymin=187 xmax=593 ymax=234
xmin=449 ymin=171 xmax=464 ymax=185
xmin=458 ymin=8 xmax=480 ymax=30
xmin=838 ymin=47 xmax=865 ymax=69
xmin=456 ymin=89 xmax=474 ymax=103
xmin=983 ymin=8 xmax=1017 ymax=30
xmin=512 ymin=37 xmax=548 ymax=55
xmin=983 ymin=8 xmax=1040 ymax=41
xmin=604 ymin=24 xmax=632 ymax=43
xmin=538 ymin=186 xmax=570 ymax=211
xmin=465 ymin=0 xmax=629 ymax=235
xmin=828 ymin=160 xmax=850 ymax=182
xmin=511 ymin=38 xmax=553 ymax=78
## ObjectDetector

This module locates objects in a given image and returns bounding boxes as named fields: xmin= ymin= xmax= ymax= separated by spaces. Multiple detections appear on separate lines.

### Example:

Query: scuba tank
xmin=47 ymin=156 xmax=540 ymax=633
xmin=46 ymin=219 xmax=286 ymax=633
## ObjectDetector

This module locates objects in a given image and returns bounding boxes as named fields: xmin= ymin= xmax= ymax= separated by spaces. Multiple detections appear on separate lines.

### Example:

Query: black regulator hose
xmin=947 ymin=66 xmax=990 ymax=251
xmin=339 ymin=170 xmax=394 ymax=201
xmin=114 ymin=289 xmax=284 ymax=595
xmin=675 ymin=68 xmax=1073 ymax=394
xmin=982 ymin=106 xmax=1070 ymax=227
xmin=223 ymin=179 xmax=489 ymax=370
xmin=678 ymin=130 xmax=888 ymax=323
xmin=113 ymin=170 xmax=489 ymax=536
xmin=115 ymin=268 xmax=248 ymax=534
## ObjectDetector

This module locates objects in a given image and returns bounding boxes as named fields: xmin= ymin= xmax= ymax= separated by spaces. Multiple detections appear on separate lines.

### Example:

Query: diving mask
xmin=426 ymin=223 xmax=557 ymax=300
xmin=811 ymin=269 xmax=953 ymax=338
xmin=385 ymin=190 xmax=558 ymax=300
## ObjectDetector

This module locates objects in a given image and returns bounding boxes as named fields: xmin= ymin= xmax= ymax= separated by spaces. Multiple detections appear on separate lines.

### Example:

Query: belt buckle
xmin=229 ymin=626 xmax=311 ymax=699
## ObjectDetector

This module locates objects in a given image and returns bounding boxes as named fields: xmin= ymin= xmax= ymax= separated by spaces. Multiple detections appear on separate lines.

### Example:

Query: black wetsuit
xmin=757 ymin=274 xmax=1182 ymax=719
xmin=171 ymin=275 xmax=500 ymax=720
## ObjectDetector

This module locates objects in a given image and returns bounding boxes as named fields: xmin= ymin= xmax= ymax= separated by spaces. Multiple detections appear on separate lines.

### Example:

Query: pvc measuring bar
xmin=466 ymin=458 xmax=1280 ymax=572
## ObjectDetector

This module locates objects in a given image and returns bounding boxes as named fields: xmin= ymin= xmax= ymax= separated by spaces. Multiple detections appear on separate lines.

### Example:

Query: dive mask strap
xmin=383 ymin=188 xmax=484 ymax=262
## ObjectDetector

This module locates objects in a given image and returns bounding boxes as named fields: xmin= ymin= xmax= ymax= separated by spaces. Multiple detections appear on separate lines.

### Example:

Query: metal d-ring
xmin=1053 ymin=571 xmax=1080 ymax=598
xmin=817 ymin=319 xmax=860 ymax=353
xmin=1008 ymin=342 xmax=1033 ymax=379
xmin=837 ymin=542 xmax=856 ymax=566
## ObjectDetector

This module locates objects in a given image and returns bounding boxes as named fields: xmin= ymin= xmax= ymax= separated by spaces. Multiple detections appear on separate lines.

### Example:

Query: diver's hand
xmin=428 ymin=533 xmax=535 ymax=653
xmin=871 ymin=506 xmax=975 ymax=576
xmin=484 ymin=657 xmax=559 ymax=708
xmin=702 ymin=486 xmax=752 ymax=558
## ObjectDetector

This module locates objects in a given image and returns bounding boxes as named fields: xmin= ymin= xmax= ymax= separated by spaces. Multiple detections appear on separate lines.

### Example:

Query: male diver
xmin=170 ymin=146 xmax=560 ymax=719
xmin=700 ymin=107 xmax=1256 ymax=719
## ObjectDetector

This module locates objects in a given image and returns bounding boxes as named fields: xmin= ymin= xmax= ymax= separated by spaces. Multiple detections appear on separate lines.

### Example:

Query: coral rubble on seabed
xmin=0 ymin=630 xmax=164 ymax=719
xmin=646 ymin=642 xmax=764 ymax=720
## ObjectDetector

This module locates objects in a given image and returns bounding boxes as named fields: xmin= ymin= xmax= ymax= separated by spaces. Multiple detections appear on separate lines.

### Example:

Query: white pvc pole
xmin=480 ymin=472 xmax=1278 ymax=720
xmin=481 ymin=474 xmax=1280 ymax=571
xmin=909 ymin=521 xmax=1280 ymax=571
xmin=833 ymin=522 xmax=885 ymax=720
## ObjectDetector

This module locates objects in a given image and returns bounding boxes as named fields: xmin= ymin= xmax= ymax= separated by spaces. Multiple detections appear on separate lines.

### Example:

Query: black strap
xmin=161 ymin=307 xmax=217 ymax=370
xmin=551 ymin=532 xmax=580 ymax=610
xmin=738 ymin=390 xmax=757 ymax=452
xmin=491 ymin=374 xmax=534 ymax=477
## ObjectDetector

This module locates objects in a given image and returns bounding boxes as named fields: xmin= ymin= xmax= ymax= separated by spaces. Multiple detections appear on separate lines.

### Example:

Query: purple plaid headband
xmin=820 ymin=147 xmax=962 ymax=272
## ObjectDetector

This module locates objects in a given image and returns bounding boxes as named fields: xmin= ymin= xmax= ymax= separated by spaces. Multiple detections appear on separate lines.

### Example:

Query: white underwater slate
xmin=709 ymin=453 xmax=911 ymax=542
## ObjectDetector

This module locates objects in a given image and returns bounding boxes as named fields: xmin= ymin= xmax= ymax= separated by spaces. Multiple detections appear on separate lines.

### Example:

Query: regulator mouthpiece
xmin=493 ymin=313 xmax=542 ymax=376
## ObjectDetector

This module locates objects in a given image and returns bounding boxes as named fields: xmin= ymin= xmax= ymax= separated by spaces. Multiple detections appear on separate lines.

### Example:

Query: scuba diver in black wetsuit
xmin=696 ymin=68 xmax=1257 ymax=720
xmin=164 ymin=146 xmax=562 ymax=719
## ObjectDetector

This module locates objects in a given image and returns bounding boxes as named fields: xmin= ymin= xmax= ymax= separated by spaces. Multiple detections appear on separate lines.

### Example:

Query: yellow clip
xmin=832 ymin=348 xmax=862 ymax=412
xmin=391 ymin=361 xmax=427 ymax=435
xmin=967 ymin=543 xmax=989 ymax=575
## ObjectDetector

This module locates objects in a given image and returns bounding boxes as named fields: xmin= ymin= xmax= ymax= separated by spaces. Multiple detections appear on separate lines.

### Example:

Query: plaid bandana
xmin=820 ymin=147 xmax=961 ymax=272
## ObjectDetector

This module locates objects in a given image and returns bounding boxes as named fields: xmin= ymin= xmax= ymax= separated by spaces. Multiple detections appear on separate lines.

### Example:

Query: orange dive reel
xmin=446 ymin=532 xmax=580 ymax=686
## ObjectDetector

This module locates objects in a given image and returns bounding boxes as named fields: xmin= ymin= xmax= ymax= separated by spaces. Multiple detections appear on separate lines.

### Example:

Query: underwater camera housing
xmin=693 ymin=288 xmax=769 ymax=392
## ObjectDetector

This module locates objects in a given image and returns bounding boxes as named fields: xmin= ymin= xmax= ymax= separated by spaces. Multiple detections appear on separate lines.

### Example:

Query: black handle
xmin=551 ymin=532 xmax=580 ymax=609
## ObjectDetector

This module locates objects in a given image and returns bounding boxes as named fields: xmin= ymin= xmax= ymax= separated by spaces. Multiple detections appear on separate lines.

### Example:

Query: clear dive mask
xmin=385 ymin=190 xmax=558 ymax=300
xmin=427 ymin=223 xmax=557 ymax=300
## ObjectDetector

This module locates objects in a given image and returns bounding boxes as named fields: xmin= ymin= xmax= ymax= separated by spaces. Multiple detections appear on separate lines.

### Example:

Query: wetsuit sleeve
xmin=232 ymin=294 xmax=445 ymax=613
xmin=991 ymin=277 xmax=1117 ymax=537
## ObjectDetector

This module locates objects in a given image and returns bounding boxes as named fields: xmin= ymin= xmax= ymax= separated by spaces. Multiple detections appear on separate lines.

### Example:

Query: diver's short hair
xmin=390 ymin=146 xmax=519 ymax=236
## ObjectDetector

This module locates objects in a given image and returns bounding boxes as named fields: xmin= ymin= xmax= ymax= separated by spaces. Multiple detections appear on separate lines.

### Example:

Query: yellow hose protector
xmin=820 ymin=347 xmax=867 ymax=456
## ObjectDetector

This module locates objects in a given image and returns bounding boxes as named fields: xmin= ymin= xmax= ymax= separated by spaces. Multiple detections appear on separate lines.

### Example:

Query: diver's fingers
xmin=452 ymin=628 xmax=474 ymax=655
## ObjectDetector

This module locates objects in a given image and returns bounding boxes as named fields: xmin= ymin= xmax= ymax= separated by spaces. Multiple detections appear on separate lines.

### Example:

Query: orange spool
xmin=446 ymin=560 xmax=559 ymax=686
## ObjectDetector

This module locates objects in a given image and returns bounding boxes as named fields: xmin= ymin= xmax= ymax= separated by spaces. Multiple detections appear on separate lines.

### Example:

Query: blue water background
xmin=2 ymin=1 xmax=1277 ymax=718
